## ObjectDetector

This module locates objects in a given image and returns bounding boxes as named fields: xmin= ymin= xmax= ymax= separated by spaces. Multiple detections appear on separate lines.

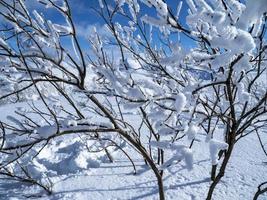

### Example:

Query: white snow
xmin=52 ymin=24 xmax=72 ymax=34
xmin=36 ymin=125 xmax=57 ymax=139
xmin=67 ymin=119 xmax=78 ymax=127
xmin=186 ymin=0 xmax=197 ymax=13
xmin=185 ymin=124 xmax=199 ymax=140
xmin=209 ymin=139 xmax=229 ymax=165
xmin=174 ymin=93 xmax=187 ymax=114
xmin=182 ymin=148 xmax=193 ymax=170
xmin=141 ymin=0 xmax=168 ymax=19
xmin=237 ymin=0 xmax=267 ymax=31
xmin=0 ymin=102 xmax=266 ymax=199
xmin=98 ymin=0 xmax=104 ymax=8
xmin=237 ymin=82 xmax=251 ymax=102
xmin=32 ymin=10 xmax=45 ymax=26
xmin=0 ymin=0 xmax=267 ymax=199
xmin=0 ymin=38 xmax=8 ymax=48
xmin=176 ymin=1 xmax=183 ymax=20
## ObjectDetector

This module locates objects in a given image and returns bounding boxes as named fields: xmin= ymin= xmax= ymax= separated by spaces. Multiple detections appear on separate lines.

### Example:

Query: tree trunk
xmin=155 ymin=171 xmax=165 ymax=200
xmin=211 ymin=165 xmax=217 ymax=181
xmin=253 ymin=182 xmax=267 ymax=200
xmin=206 ymin=142 xmax=234 ymax=200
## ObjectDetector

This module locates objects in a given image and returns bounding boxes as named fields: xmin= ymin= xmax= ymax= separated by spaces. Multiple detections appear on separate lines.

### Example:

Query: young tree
xmin=0 ymin=0 xmax=266 ymax=199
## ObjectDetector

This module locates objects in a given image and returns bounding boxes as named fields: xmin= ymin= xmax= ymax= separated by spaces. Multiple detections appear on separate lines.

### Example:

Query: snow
xmin=150 ymin=140 xmax=171 ymax=149
xmin=141 ymin=0 xmax=168 ymax=19
xmin=176 ymin=1 xmax=183 ymax=19
xmin=36 ymin=125 xmax=57 ymax=139
xmin=98 ymin=0 xmax=104 ymax=9
xmin=32 ymin=10 xmax=45 ymax=27
xmin=210 ymin=27 xmax=256 ymax=54
xmin=52 ymin=24 xmax=72 ymax=34
xmin=237 ymin=82 xmax=251 ymax=102
xmin=0 ymin=102 xmax=266 ymax=199
xmin=174 ymin=93 xmax=187 ymax=114
xmin=186 ymin=0 xmax=197 ymax=13
xmin=237 ymin=0 xmax=267 ymax=31
xmin=182 ymin=148 xmax=193 ymax=170
xmin=6 ymin=115 xmax=26 ymax=130
xmin=1 ymin=125 xmax=266 ymax=199
xmin=0 ymin=0 xmax=267 ymax=199
xmin=67 ymin=119 xmax=78 ymax=127
xmin=209 ymin=139 xmax=229 ymax=165
xmin=0 ymin=38 xmax=8 ymax=48
xmin=185 ymin=124 xmax=199 ymax=140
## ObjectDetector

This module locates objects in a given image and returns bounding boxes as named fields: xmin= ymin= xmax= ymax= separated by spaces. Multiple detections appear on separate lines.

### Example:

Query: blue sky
xmin=2 ymin=0 xmax=252 ymax=51
xmin=25 ymin=0 xmax=192 ymax=48
xmin=0 ymin=0 xmax=197 ymax=57
xmin=39 ymin=0 xmax=190 ymax=29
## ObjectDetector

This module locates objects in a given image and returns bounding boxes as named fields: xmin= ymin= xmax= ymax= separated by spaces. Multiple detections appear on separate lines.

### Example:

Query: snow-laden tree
xmin=0 ymin=0 xmax=266 ymax=199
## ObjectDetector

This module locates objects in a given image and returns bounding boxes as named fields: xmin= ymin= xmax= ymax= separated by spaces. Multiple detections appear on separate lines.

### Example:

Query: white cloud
xmin=76 ymin=23 xmax=112 ymax=40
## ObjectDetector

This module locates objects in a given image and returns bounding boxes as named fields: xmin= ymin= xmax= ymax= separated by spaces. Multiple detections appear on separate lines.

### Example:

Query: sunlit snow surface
xmin=0 ymin=101 xmax=266 ymax=200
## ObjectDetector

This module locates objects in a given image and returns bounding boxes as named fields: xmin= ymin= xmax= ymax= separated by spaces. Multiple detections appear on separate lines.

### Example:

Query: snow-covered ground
xmin=0 ymin=102 xmax=266 ymax=200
